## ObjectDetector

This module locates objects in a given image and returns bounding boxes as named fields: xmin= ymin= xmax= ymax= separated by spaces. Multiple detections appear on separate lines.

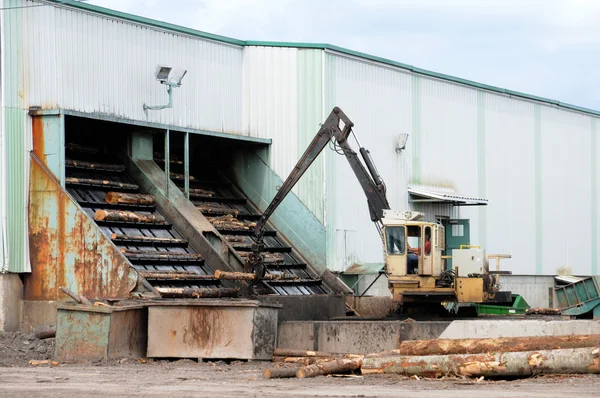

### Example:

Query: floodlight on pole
xmin=143 ymin=65 xmax=187 ymax=111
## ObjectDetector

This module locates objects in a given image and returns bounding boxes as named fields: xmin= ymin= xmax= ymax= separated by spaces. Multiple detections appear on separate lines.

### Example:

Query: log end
xmin=94 ymin=209 xmax=107 ymax=221
xmin=296 ymin=368 xmax=307 ymax=379
xmin=214 ymin=270 xmax=223 ymax=279
xmin=263 ymin=369 xmax=272 ymax=379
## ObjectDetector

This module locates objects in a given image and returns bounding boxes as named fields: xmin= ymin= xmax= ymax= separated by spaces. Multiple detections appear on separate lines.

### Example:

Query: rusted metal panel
xmin=146 ymin=300 xmax=280 ymax=360
xmin=55 ymin=303 xmax=146 ymax=362
xmin=25 ymin=154 xmax=137 ymax=300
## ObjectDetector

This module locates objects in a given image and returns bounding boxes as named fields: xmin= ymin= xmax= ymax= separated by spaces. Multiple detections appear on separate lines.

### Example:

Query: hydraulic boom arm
xmin=246 ymin=107 xmax=391 ymax=282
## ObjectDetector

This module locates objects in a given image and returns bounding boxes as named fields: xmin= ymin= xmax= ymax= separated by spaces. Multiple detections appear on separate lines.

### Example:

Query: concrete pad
xmin=438 ymin=320 xmax=600 ymax=339
xmin=277 ymin=321 xmax=451 ymax=354
xmin=21 ymin=300 xmax=58 ymax=333
xmin=0 ymin=274 xmax=23 ymax=331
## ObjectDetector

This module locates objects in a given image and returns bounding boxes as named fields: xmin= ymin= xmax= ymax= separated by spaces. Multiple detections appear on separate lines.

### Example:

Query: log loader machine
xmin=245 ymin=107 xmax=512 ymax=313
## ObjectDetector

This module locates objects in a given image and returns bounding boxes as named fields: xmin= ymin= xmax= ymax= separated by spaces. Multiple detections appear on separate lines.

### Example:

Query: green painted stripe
xmin=411 ymin=75 xmax=421 ymax=185
xmin=534 ymin=104 xmax=543 ymax=274
xmin=48 ymin=0 xmax=600 ymax=118
xmin=477 ymin=91 xmax=487 ymax=248
xmin=591 ymin=118 xmax=598 ymax=275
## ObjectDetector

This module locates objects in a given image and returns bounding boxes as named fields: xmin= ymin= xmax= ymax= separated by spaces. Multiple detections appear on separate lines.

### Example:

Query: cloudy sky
xmin=88 ymin=0 xmax=600 ymax=110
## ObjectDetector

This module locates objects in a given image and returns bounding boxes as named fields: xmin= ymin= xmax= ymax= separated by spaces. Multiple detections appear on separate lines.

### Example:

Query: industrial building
xmin=0 ymin=0 xmax=598 ymax=330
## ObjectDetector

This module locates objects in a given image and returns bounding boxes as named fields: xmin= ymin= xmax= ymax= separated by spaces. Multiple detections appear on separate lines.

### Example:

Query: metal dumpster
xmin=146 ymin=299 xmax=281 ymax=360
xmin=55 ymin=303 xmax=147 ymax=362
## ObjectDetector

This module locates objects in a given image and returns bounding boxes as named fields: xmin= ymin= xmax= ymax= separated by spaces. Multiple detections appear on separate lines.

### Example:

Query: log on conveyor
xmin=224 ymin=236 xmax=245 ymax=243
xmin=214 ymin=270 xmax=295 ymax=281
xmin=189 ymin=188 xmax=216 ymax=197
xmin=526 ymin=307 xmax=562 ymax=315
xmin=297 ymin=358 xmax=363 ymax=379
xmin=238 ymin=252 xmax=285 ymax=263
xmin=66 ymin=177 xmax=138 ymax=190
xmin=371 ymin=334 xmax=600 ymax=357
xmin=94 ymin=209 xmax=165 ymax=224
xmin=66 ymin=143 xmax=103 ymax=154
xmin=207 ymin=215 xmax=256 ymax=230
xmin=120 ymin=249 xmax=202 ymax=262
xmin=196 ymin=203 xmax=239 ymax=216
xmin=153 ymin=153 xmax=183 ymax=164
xmin=361 ymin=347 xmax=600 ymax=377
xmin=156 ymin=287 xmax=238 ymax=298
xmin=169 ymin=172 xmax=195 ymax=181
xmin=105 ymin=191 xmax=155 ymax=205
xmin=110 ymin=233 xmax=186 ymax=245
xmin=65 ymin=159 xmax=125 ymax=172
xmin=139 ymin=271 xmax=215 ymax=281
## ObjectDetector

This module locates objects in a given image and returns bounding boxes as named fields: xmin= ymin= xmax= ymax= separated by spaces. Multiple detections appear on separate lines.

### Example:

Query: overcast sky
xmin=89 ymin=0 xmax=600 ymax=110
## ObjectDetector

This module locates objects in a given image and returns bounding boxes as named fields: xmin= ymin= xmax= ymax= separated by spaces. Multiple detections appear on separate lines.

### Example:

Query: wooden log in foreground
xmin=361 ymin=347 xmax=600 ymax=377
xmin=156 ymin=287 xmax=238 ymax=298
xmin=274 ymin=349 xmax=337 ymax=358
xmin=105 ymin=191 xmax=155 ymax=205
xmin=374 ymin=334 xmax=600 ymax=357
xmin=263 ymin=367 xmax=300 ymax=379
xmin=297 ymin=358 xmax=362 ymax=379
xmin=59 ymin=286 xmax=92 ymax=306
xmin=94 ymin=209 xmax=165 ymax=224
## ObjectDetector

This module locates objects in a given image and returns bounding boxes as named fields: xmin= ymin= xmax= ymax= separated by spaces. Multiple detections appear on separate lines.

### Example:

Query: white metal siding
xmin=17 ymin=1 xmax=244 ymax=134
xmin=242 ymin=46 xmax=298 ymax=180
xmin=324 ymin=51 xmax=599 ymax=275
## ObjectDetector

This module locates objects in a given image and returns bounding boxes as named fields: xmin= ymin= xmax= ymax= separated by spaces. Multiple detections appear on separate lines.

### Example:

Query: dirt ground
xmin=1 ymin=332 xmax=599 ymax=397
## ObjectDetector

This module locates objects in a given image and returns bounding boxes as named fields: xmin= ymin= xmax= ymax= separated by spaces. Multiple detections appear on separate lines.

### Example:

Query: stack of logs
xmin=265 ymin=334 xmax=600 ymax=379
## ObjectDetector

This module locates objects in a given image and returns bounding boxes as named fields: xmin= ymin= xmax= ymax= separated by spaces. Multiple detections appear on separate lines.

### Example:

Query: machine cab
xmin=382 ymin=210 xmax=444 ymax=277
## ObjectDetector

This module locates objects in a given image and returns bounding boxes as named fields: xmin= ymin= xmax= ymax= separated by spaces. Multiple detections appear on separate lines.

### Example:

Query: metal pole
xmin=165 ymin=129 xmax=170 ymax=198
xmin=184 ymin=131 xmax=190 ymax=200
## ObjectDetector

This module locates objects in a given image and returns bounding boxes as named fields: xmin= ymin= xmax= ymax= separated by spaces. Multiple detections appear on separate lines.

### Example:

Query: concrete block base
xmin=259 ymin=294 xmax=346 ymax=322
xmin=21 ymin=300 xmax=58 ymax=333
xmin=0 ymin=274 xmax=23 ymax=332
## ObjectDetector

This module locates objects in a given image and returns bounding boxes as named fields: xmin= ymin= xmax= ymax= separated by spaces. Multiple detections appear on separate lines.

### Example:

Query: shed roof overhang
xmin=408 ymin=187 xmax=488 ymax=206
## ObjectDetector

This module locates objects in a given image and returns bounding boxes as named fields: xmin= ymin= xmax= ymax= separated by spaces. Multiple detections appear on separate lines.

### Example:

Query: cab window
xmin=385 ymin=226 xmax=406 ymax=255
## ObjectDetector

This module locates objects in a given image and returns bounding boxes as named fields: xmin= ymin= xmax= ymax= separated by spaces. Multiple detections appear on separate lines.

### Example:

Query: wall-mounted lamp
xmin=396 ymin=133 xmax=409 ymax=154
xmin=143 ymin=65 xmax=187 ymax=111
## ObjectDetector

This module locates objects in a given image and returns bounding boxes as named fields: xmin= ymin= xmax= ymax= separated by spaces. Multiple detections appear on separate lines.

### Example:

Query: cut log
xmin=169 ymin=172 xmax=195 ymax=181
xmin=65 ymin=159 xmax=125 ymax=172
xmin=156 ymin=287 xmax=238 ymax=298
xmin=224 ymin=235 xmax=245 ymax=243
xmin=360 ymin=347 xmax=600 ymax=377
xmin=297 ymin=358 xmax=362 ymax=379
xmin=272 ymin=357 xmax=318 ymax=365
xmin=66 ymin=177 xmax=138 ymax=190
xmin=263 ymin=367 xmax=299 ymax=379
xmin=207 ymin=215 xmax=256 ymax=230
xmin=154 ymin=153 xmax=183 ymax=165
xmin=274 ymin=349 xmax=336 ymax=358
xmin=196 ymin=203 xmax=239 ymax=216
xmin=105 ymin=192 xmax=155 ymax=205
xmin=110 ymin=234 xmax=186 ymax=245
xmin=214 ymin=270 xmax=295 ymax=281
xmin=526 ymin=307 xmax=562 ymax=315
xmin=94 ymin=209 xmax=165 ymax=224
xmin=120 ymin=249 xmax=202 ymax=262
xmin=139 ymin=271 xmax=215 ymax=280
xmin=66 ymin=143 xmax=102 ymax=154
xmin=189 ymin=188 xmax=216 ymax=197
xmin=373 ymin=334 xmax=600 ymax=357
xmin=59 ymin=286 xmax=92 ymax=305
xmin=238 ymin=252 xmax=285 ymax=263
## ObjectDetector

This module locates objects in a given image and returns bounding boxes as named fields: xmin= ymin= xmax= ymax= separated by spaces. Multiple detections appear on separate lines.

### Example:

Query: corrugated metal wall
xmin=324 ymin=50 xmax=600 ymax=275
xmin=13 ymin=0 xmax=244 ymax=133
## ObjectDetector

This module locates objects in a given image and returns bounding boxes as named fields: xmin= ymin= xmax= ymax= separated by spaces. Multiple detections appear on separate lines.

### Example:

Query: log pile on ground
xmin=105 ymin=191 xmax=155 ymax=205
xmin=94 ymin=209 xmax=165 ymax=224
xmin=266 ymin=334 xmax=600 ymax=380
xmin=207 ymin=214 xmax=256 ymax=231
